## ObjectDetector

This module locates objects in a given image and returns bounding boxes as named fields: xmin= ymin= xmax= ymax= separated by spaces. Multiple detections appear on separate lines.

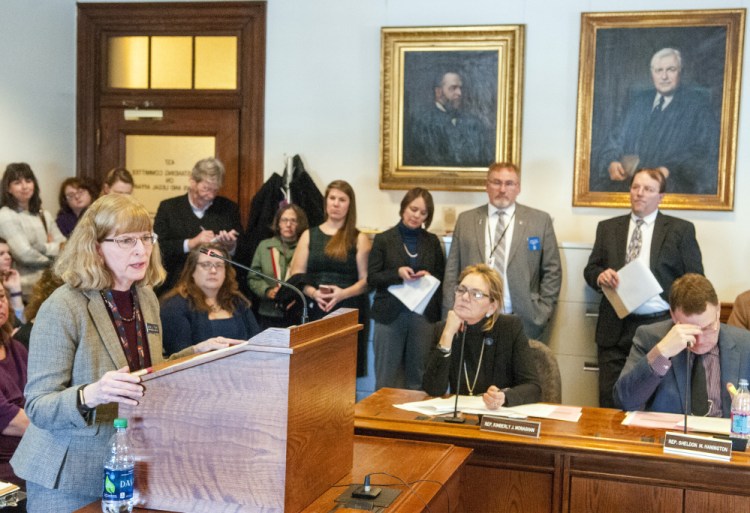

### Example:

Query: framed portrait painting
xmin=379 ymin=25 xmax=524 ymax=191
xmin=573 ymin=9 xmax=745 ymax=211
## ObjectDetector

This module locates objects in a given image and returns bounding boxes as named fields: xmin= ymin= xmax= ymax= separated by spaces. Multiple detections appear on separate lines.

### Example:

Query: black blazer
xmin=367 ymin=225 xmax=445 ymax=324
xmin=583 ymin=212 xmax=704 ymax=348
xmin=421 ymin=315 xmax=541 ymax=406
xmin=153 ymin=194 xmax=243 ymax=293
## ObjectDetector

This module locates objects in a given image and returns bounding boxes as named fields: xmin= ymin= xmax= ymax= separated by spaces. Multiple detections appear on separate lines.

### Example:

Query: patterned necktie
xmin=492 ymin=211 xmax=506 ymax=274
xmin=625 ymin=219 xmax=644 ymax=263
xmin=653 ymin=95 xmax=665 ymax=113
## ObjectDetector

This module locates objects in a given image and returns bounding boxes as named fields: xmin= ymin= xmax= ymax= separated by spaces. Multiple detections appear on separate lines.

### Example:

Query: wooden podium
xmin=119 ymin=309 xmax=361 ymax=513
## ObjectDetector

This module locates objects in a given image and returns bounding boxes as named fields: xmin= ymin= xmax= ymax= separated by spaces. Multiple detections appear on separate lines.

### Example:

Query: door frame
xmin=77 ymin=2 xmax=266 ymax=226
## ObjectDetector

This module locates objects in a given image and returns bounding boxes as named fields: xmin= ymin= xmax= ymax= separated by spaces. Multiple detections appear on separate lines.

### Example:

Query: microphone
xmin=444 ymin=321 xmax=468 ymax=424
xmin=199 ymin=247 xmax=309 ymax=324
xmin=684 ymin=347 xmax=692 ymax=434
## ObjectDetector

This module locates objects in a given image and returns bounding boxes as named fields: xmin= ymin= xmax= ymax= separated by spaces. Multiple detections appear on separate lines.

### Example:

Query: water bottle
xmin=730 ymin=379 xmax=750 ymax=439
xmin=102 ymin=418 xmax=135 ymax=513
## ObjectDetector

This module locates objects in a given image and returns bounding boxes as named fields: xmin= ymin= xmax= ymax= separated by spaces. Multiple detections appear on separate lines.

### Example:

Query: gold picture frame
xmin=573 ymin=9 xmax=744 ymax=211
xmin=379 ymin=25 xmax=524 ymax=191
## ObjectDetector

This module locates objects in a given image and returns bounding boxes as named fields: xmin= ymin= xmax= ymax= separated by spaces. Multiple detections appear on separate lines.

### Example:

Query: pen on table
xmin=131 ymin=367 xmax=153 ymax=378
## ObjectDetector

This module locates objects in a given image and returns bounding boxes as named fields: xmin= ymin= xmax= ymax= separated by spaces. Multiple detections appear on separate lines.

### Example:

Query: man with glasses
xmin=614 ymin=274 xmax=750 ymax=417
xmin=584 ymin=168 xmax=703 ymax=408
xmin=443 ymin=162 xmax=562 ymax=341
xmin=154 ymin=157 xmax=242 ymax=293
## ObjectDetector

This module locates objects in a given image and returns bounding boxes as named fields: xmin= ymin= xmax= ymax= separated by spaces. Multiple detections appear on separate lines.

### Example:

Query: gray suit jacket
xmin=614 ymin=320 xmax=750 ymax=417
xmin=11 ymin=284 xmax=194 ymax=497
xmin=443 ymin=203 xmax=562 ymax=339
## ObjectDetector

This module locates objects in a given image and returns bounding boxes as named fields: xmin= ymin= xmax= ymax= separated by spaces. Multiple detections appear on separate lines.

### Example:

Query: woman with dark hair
xmin=248 ymin=204 xmax=308 ymax=328
xmin=161 ymin=243 xmax=260 ymax=356
xmin=423 ymin=264 xmax=540 ymax=408
xmin=368 ymin=188 xmax=445 ymax=390
xmin=100 ymin=167 xmax=134 ymax=195
xmin=10 ymin=194 xmax=238 ymax=512
xmin=289 ymin=180 xmax=371 ymax=376
xmin=0 ymin=284 xmax=29 ymax=494
xmin=0 ymin=163 xmax=65 ymax=299
xmin=56 ymin=177 xmax=97 ymax=237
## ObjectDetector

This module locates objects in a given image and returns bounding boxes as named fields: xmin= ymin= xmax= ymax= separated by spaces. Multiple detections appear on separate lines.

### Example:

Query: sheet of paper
xmin=602 ymin=258 xmax=663 ymax=319
xmin=622 ymin=411 xmax=730 ymax=435
xmin=394 ymin=397 xmax=582 ymax=422
xmin=388 ymin=275 xmax=441 ymax=314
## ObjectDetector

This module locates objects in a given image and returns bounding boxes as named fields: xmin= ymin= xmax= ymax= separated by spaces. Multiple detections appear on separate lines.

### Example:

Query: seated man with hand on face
xmin=614 ymin=273 xmax=750 ymax=417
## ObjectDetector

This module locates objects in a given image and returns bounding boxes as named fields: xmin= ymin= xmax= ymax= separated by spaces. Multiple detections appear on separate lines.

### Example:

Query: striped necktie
xmin=492 ymin=211 xmax=506 ymax=273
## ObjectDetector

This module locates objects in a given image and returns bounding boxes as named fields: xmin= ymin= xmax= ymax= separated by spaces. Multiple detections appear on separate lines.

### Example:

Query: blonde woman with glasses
xmin=422 ymin=264 xmax=540 ymax=410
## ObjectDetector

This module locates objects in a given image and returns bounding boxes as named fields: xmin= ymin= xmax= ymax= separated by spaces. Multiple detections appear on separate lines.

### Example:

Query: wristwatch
xmin=437 ymin=345 xmax=452 ymax=357
xmin=76 ymin=385 xmax=94 ymax=419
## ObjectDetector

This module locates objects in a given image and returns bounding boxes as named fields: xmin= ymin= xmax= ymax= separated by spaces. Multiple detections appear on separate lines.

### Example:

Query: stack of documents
xmin=395 ymin=396 xmax=582 ymax=422
xmin=388 ymin=275 xmax=441 ymax=315
xmin=622 ymin=411 xmax=730 ymax=435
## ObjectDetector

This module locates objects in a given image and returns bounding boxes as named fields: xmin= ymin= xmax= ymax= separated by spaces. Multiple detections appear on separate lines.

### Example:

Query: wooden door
xmin=99 ymin=108 xmax=239 ymax=217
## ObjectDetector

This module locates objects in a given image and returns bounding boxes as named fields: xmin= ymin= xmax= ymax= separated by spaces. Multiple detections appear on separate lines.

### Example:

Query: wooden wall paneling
xmin=568 ymin=477 xmax=683 ymax=513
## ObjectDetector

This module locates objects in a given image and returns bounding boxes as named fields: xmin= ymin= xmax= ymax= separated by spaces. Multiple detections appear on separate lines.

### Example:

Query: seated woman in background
xmin=100 ymin=167 xmax=134 ymax=195
xmin=0 ymin=238 xmax=25 ymax=324
xmin=55 ymin=177 xmax=97 ymax=237
xmin=728 ymin=290 xmax=750 ymax=331
xmin=248 ymin=204 xmax=308 ymax=329
xmin=423 ymin=264 xmax=540 ymax=409
xmin=0 ymin=163 xmax=66 ymax=300
xmin=12 ymin=267 xmax=64 ymax=349
xmin=288 ymin=180 xmax=371 ymax=376
xmin=368 ymin=188 xmax=445 ymax=390
xmin=0 ymin=284 xmax=29 ymax=492
xmin=161 ymin=244 xmax=260 ymax=356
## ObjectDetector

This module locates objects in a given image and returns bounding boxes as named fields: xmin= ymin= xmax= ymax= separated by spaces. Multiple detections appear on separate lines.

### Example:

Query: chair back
xmin=528 ymin=339 xmax=562 ymax=403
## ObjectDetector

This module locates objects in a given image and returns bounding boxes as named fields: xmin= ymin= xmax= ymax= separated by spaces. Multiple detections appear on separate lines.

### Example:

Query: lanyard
xmin=101 ymin=288 xmax=147 ymax=371
xmin=487 ymin=210 xmax=515 ymax=258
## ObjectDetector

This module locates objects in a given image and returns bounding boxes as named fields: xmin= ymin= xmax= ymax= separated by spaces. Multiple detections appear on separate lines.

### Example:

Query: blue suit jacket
xmin=614 ymin=320 xmax=750 ymax=417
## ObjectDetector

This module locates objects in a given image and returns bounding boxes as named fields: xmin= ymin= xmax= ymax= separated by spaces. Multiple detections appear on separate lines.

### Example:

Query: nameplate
xmin=663 ymin=431 xmax=732 ymax=461
xmin=480 ymin=415 xmax=541 ymax=438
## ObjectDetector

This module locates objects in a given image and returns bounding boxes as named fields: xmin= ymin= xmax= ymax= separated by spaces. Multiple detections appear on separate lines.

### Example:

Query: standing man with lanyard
xmin=584 ymin=167 xmax=704 ymax=408
xmin=443 ymin=162 xmax=562 ymax=341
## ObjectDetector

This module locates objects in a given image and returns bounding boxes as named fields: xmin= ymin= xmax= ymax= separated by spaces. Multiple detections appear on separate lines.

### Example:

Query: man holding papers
xmin=368 ymin=188 xmax=445 ymax=390
xmin=614 ymin=274 xmax=750 ymax=417
xmin=584 ymin=168 xmax=703 ymax=408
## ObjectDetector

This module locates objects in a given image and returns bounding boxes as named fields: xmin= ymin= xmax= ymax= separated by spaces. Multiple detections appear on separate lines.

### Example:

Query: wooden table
xmin=75 ymin=435 xmax=471 ymax=513
xmin=355 ymin=388 xmax=750 ymax=513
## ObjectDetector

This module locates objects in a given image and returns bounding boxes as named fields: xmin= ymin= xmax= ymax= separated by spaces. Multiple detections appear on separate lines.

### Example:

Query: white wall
xmin=1 ymin=0 xmax=748 ymax=301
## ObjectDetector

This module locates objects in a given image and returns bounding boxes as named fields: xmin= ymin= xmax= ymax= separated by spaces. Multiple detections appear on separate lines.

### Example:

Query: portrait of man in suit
xmin=588 ymin=27 xmax=726 ymax=196
xmin=401 ymin=51 xmax=498 ymax=169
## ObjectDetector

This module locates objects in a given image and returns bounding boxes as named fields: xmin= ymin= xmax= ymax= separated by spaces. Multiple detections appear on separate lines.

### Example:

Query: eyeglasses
xmin=197 ymin=261 xmax=225 ymax=271
xmin=454 ymin=285 xmax=490 ymax=301
xmin=101 ymin=233 xmax=158 ymax=249
xmin=65 ymin=190 xmax=86 ymax=200
xmin=487 ymin=179 xmax=518 ymax=188
xmin=279 ymin=217 xmax=298 ymax=225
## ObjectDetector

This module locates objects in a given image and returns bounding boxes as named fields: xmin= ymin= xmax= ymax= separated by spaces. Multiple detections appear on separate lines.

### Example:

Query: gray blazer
xmin=614 ymin=320 xmax=750 ymax=416
xmin=443 ymin=203 xmax=562 ymax=339
xmin=11 ymin=284 xmax=193 ymax=497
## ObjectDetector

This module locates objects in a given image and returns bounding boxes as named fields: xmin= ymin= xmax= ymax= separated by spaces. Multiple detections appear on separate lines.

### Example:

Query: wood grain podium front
xmin=75 ymin=435 xmax=471 ymax=513
xmin=355 ymin=388 xmax=750 ymax=513
xmin=118 ymin=310 xmax=362 ymax=512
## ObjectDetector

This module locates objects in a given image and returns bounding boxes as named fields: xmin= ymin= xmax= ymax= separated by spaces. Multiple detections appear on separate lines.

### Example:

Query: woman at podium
xmin=10 ymin=194 xmax=240 ymax=513
xmin=288 ymin=180 xmax=372 ymax=377
xmin=422 ymin=264 xmax=540 ymax=409
xmin=160 ymin=243 xmax=260 ymax=356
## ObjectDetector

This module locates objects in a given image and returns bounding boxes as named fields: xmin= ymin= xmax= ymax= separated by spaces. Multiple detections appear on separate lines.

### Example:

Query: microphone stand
xmin=444 ymin=322 xmax=468 ymax=424
xmin=200 ymin=248 xmax=309 ymax=324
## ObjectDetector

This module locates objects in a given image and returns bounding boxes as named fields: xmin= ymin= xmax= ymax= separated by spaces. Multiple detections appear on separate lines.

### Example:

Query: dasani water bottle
xmin=730 ymin=379 xmax=750 ymax=439
xmin=102 ymin=418 xmax=135 ymax=513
